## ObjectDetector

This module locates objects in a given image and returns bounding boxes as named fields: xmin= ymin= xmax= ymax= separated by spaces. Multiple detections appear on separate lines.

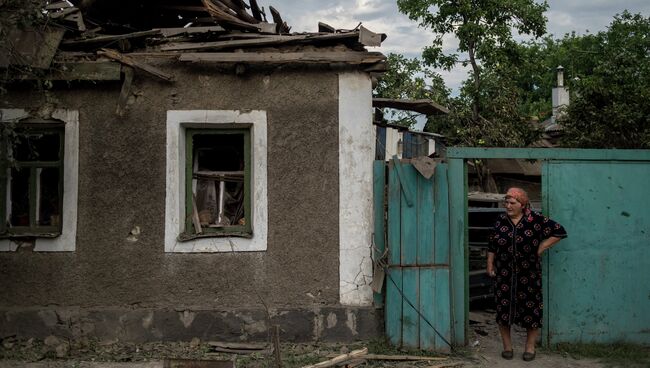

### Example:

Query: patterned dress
xmin=488 ymin=210 xmax=567 ymax=329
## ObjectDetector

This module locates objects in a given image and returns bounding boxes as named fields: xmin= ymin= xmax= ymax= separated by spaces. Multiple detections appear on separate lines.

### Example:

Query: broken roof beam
xmin=269 ymin=6 xmax=290 ymax=33
xmin=216 ymin=0 xmax=259 ymax=24
xmin=161 ymin=31 xmax=368 ymax=52
xmin=97 ymin=48 xmax=173 ymax=82
xmin=249 ymin=0 xmax=265 ymax=22
xmin=201 ymin=0 xmax=259 ymax=31
xmin=156 ymin=26 xmax=226 ymax=38
xmin=318 ymin=22 xmax=336 ymax=33
xmin=359 ymin=25 xmax=386 ymax=47
xmin=61 ymin=29 xmax=161 ymax=46
xmin=372 ymin=98 xmax=450 ymax=116
xmin=179 ymin=51 xmax=386 ymax=65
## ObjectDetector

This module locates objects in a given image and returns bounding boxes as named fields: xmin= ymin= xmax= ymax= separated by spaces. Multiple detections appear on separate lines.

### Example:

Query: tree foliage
xmin=397 ymin=0 xmax=548 ymax=125
xmin=559 ymin=12 xmax=650 ymax=148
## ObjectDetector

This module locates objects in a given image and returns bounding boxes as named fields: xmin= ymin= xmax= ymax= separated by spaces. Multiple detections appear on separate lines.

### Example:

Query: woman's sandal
xmin=523 ymin=351 xmax=536 ymax=361
xmin=501 ymin=350 xmax=514 ymax=360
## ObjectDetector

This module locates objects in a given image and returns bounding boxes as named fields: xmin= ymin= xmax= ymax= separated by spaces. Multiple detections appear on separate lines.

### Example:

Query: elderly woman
xmin=487 ymin=187 xmax=567 ymax=362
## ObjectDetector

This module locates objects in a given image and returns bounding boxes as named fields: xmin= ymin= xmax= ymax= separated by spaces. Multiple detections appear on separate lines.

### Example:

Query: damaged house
xmin=0 ymin=0 xmax=388 ymax=343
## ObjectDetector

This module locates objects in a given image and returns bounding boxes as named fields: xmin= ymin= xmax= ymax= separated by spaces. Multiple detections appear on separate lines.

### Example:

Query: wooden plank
xmin=302 ymin=348 xmax=367 ymax=368
xmin=387 ymin=163 xmax=401 ymax=267
xmin=318 ymin=22 xmax=336 ymax=33
xmin=385 ymin=267 xmax=402 ymax=346
xmin=201 ymin=0 xmax=259 ymax=31
xmin=446 ymin=147 xmax=650 ymax=161
xmin=215 ymin=0 xmax=259 ymax=24
xmin=417 ymin=172 xmax=434 ymax=265
xmin=433 ymin=268 xmax=452 ymax=352
xmin=391 ymin=157 xmax=414 ymax=207
xmin=373 ymin=160 xmax=386 ymax=307
xmin=61 ymin=29 xmax=161 ymax=46
xmin=419 ymin=268 xmax=436 ymax=350
xmin=116 ymin=66 xmax=134 ymax=117
xmin=98 ymin=48 xmax=174 ymax=82
xmin=157 ymin=26 xmax=225 ymax=37
xmin=400 ymin=165 xmax=417 ymax=266
xmin=249 ymin=0 xmax=265 ymax=22
xmin=179 ymin=51 xmax=385 ymax=64
xmin=269 ymin=6 xmax=289 ymax=33
xmin=166 ymin=32 xmax=361 ymax=52
xmin=434 ymin=164 xmax=450 ymax=265
xmin=358 ymin=25 xmax=384 ymax=46
xmin=161 ymin=35 xmax=306 ymax=51
xmin=402 ymin=268 xmax=419 ymax=348
xmin=447 ymin=158 xmax=467 ymax=345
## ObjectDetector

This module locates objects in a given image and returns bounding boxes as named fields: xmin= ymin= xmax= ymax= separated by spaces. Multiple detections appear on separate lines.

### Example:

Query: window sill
xmin=0 ymin=232 xmax=61 ymax=239
xmin=177 ymin=231 xmax=253 ymax=242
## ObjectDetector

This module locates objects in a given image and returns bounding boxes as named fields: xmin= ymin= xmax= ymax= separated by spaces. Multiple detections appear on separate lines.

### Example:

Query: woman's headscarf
xmin=505 ymin=187 xmax=530 ymax=208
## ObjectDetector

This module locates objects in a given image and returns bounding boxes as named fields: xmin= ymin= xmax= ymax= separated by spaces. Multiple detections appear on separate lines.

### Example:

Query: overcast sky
xmin=267 ymin=0 xmax=650 ymax=92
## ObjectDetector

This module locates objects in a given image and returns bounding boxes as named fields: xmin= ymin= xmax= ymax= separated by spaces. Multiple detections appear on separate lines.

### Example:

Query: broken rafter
xmin=61 ymin=29 xmax=161 ymax=46
xmin=160 ymin=31 xmax=369 ymax=52
xmin=156 ymin=26 xmax=226 ymax=38
xmin=201 ymin=0 xmax=259 ymax=31
xmin=318 ymin=22 xmax=336 ymax=33
xmin=97 ymin=48 xmax=174 ymax=82
xmin=178 ymin=51 xmax=386 ymax=65
xmin=249 ymin=0 xmax=265 ymax=22
xmin=269 ymin=6 xmax=289 ymax=33
xmin=215 ymin=0 xmax=259 ymax=24
xmin=302 ymin=348 xmax=368 ymax=368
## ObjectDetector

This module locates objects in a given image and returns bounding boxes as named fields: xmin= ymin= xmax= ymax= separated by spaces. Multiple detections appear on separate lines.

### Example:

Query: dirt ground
xmin=0 ymin=310 xmax=614 ymax=368
xmin=463 ymin=309 xmax=604 ymax=368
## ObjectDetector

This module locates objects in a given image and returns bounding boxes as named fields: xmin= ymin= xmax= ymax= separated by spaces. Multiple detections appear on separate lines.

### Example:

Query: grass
xmin=551 ymin=343 xmax=650 ymax=367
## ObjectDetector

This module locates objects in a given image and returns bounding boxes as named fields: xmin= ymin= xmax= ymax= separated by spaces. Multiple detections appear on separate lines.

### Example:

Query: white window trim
xmin=165 ymin=110 xmax=268 ymax=252
xmin=0 ymin=109 xmax=79 ymax=252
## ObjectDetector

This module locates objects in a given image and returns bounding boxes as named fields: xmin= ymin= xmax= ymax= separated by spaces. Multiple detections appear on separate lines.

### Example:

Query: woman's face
xmin=504 ymin=197 xmax=523 ymax=218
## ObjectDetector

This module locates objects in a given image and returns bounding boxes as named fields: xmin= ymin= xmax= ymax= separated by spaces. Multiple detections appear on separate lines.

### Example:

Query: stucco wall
xmin=0 ymin=64 xmax=344 ymax=312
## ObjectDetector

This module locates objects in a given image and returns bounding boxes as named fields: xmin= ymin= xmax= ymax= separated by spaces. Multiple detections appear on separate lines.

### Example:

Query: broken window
xmin=183 ymin=128 xmax=251 ymax=239
xmin=1 ymin=122 xmax=64 ymax=237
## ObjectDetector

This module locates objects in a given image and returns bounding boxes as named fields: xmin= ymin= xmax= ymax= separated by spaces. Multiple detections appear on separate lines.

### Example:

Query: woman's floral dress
xmin=488 ymin=210 xmax=567 ymax=329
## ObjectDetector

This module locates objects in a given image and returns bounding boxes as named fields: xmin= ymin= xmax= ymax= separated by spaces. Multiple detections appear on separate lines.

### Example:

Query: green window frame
xmin=182 ymin=127 xmax=252 ymax=240
xmin=0 ymin=122 xmax=65 ymax=237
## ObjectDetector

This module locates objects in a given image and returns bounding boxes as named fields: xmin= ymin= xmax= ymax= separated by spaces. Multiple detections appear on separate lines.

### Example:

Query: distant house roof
xmin=372 ymin=98 xmax=449 ymax=116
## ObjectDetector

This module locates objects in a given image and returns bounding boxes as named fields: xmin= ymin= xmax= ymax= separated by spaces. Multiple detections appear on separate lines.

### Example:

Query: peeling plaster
xmin=338 ymin=72 xmax=374 ymax=307
xmin=326 ymin=313 xmax=337 ymax=329
xmin=179 ymin=310 xmax=195 ymax=328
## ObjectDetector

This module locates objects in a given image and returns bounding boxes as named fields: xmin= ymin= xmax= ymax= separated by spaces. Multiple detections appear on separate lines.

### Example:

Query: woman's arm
xmin=537 ymin=236 xmax=562 ymax=256
xmin=487 ymin=252 xmax=496 ymax=277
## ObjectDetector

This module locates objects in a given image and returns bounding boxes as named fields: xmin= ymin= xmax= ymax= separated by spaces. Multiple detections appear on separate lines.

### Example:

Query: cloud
xmin=268 ymin=0 xmax=650 ymax=93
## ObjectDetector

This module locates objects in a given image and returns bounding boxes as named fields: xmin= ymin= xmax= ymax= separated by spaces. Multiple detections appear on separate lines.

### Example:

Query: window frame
xmin=182 ymin=127 xmax=252 ymax=239
xmin=0 ymin=121 xmax=65 ymax=238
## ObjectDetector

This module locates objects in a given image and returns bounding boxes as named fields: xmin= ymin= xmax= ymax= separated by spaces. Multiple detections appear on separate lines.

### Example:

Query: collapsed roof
xmin=0 ymin=0 xmax=388 ymax=82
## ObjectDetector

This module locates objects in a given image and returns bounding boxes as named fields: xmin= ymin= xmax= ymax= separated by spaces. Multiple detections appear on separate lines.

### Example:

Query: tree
xmin=373 ymin=53 xmax=450 ymax=127
xmin=560 ymin=12 xmax=650 ymax=148
xmin=397 ymin=0 xmax=548 ymax=125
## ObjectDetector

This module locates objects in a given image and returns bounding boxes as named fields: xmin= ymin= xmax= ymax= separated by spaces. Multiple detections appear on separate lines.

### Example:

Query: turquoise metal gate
xmin=382 ymin=158 xmax=453 ymax=351
xmin=543 ymin=161 xmax=650 ymax=344
xmin=443 ymin=147 xmax=650 ymax=347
